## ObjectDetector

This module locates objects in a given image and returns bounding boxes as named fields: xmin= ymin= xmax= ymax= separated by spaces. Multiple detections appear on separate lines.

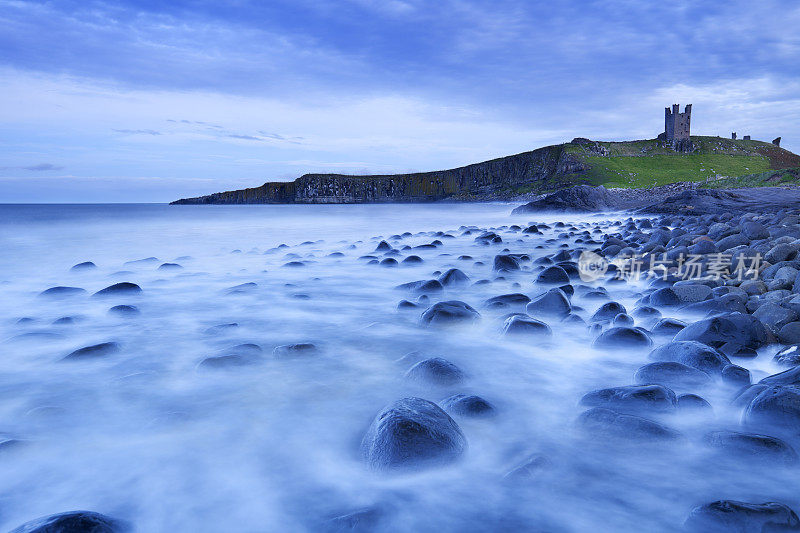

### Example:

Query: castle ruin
xmin=664 ymin=104 xmax=692 ymax=152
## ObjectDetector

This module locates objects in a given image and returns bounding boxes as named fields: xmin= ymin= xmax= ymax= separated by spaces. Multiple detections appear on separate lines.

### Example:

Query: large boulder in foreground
xmin=684 ymin=500 xmax=800 ymax=532
xmin=361 ymin=397 xmax=466 ymax=470
xmin=9 ymin=510 xmax=130 ymax=533
xmin=512 ymin=185 xmax=618 ymax=214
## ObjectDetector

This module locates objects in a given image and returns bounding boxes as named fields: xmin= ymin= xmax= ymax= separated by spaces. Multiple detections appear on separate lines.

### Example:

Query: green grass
xmin=700 ymin=167 xmax=800 ymax=189
xmin=580 ymin=153 xmax=770 ymax=188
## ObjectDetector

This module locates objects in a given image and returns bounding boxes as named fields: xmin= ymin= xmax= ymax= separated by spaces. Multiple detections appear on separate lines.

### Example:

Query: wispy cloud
xmin=0 ymin=163 xmax=64 ymax=172
xmin=112 ymin=129 xmax=162 ymax=135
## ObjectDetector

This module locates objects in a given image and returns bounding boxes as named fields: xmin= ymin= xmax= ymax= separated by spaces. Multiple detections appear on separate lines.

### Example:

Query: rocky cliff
xmin=171 ymin=137 xmax=800 ymax=204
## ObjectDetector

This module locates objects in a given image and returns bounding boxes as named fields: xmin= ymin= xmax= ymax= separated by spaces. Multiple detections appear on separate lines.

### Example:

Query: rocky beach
xmin=2 ymin=188 xmax=800 ymax=531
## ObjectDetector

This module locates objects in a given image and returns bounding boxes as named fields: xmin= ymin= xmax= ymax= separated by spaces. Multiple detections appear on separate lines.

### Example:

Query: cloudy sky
xmin=1 ymin=0 xmax=799 ymax=202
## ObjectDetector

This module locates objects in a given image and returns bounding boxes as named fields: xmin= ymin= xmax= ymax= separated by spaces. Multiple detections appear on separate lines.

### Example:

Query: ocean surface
xmin=0 ymin=203 xmax=792 ymax=532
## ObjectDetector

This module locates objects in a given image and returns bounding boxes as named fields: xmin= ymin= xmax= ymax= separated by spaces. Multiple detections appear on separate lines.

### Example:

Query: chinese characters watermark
xmin=578 ymin=251 xmax=762 ymax=283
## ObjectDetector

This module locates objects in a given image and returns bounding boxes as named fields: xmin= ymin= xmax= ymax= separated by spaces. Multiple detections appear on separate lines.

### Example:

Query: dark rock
xmin=779 ymin=322 xmax=800 ymax=344
xmin=753 ymin=303 xmax=799 ymax=332
xmin=577 ymin=407 xmax=680 ymax=441
xmin=93 ymin=282 xmax=142 ymax=297
xmin=684 ymin=500 xmax=800 ymax=533
xmin=773 ymin=345 xmax=800 ymax=367
xmin=8 ymin=511 xmax=130 ymax=533
xmin=397 ymin=299 xmax=420 ymax=310
xmin=158 ymin=262 xmax=182 ymax=270
xmin=580 ymin=384 xmax=676 ymax=413
xmin=677 ymin=394 xmax=712 ymax=412
xmin=484 ymin=293 xmax=531 ymax=309
xmin=743 ymin=385 xmax=800 ymax=435
xmin=721 ymin=364 xmax=751 ymax=387
xmin=380 ymin=258 xmax=398 ymax=267
xmin=64 ymin=342 xmax=120 ymax=360
xmin=673 ymin=313 xmax=767 ymax=351
xmin=39 ymin=286 xmax=86 ymax=297
xmin=438 ymin=268 xmax=470 ymax=287
xmin=502 ymin=315 xmax=552 ymax=337
xmin=613 ymin=313 xmax=634 ymax=327
xmin=375 ymin=240 xmax=392 ymax=251
xmin=590 ymin=301 xmax=627 ymax=322
xmin=440 ymin=394 xmax=496 ymax=418
xmin=420 ymin=301 xmax=480 ymax=326
xmin=70 ymin=261 xmax=97 ymax=271
xmin=283 ymin=261 xmax=306 ymax=268
xmin=402 ymin=255 xmax=423 ymax=264
xmin=405 ymin=357 xmax=464 ymax=385
xmin=536 ymin=266 xmax=570 ymax=284
xmin=526 ymin=288 xmax=571 ymax=318
xmin=705 ymin=430 xmax=797 ymax=464
xmin=649 ymin=287 xmax=681 ymax=307
xmin=512 ymin=185 xmax=618 ymax=213
xmin=593 ymin=327 xmax=653 ymax=349
xmin=396 ymin=279 xmax=444 ymax=294
xmin=360 ymin=397 xmax=466 ymax=470
xmin=651 ymin=318 xmax=686 ymax=336
xmin=493 ymin=254 xmax=520 ymax=272
xmin=760 ymin=366 xmax=800 ymax=386
xmin=634 ymin=362 xmax=710 ymax=389
xmin=648 ymin=341 xmax=730 ymax=374
xmin=273 ymin=343 xmax=318 ymax=358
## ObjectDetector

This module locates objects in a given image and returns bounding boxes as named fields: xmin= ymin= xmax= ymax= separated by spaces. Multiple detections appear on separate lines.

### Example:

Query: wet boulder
xmin=396 ymin=279 xmax=444 ymax=294
xmin=651 ymin=318 xmax=686 ymax=336
xmin=273 ymin=343 xmax=318 ymax=358
xmin=684 ymin=500 xmax=800 ymax=533
xmin=590 ymin=302 xmax=627 ymax=322
xmin=440 ymin=394 xmax=496 ymax=418
xmin=773 ymin=345 xmax=800 ymax=367
xmin=634 ymin=362 xmax=711 ymax=389
xmin=649 ymin=287 xmax=681 ymax=307
xmin=577 ymin=407 xmax=680 ymax=441
xmin=92 ymin=282 xmax=142 ymax=297
xmin=405 ymin=357 xmax=464 ymax=386
xmin=63 ymin=342 xmax=121 ymax=361
xmin=493 ymin=254 xmax=520 ymax=272
xmin=721 ymin=364 xmax=751 ymax=387
xmin=648 ymin=341 xmax=730 ymax=374
xmin=592 ymin=327 xmax=653 ymax=350
xmin=526 ymin=288 xmax=571 ymax=318
xmin=743 ymin=385 xmax=800 ymax=437
xmin=70 ymin=261 xmax=97 ymax=271
xmin=420 ymin=301 xmax=480 ymax=326
xmin=438 ymin=268 xmax=470 ymax=287
xmin=502 ymin=315 xmax=552 ymax=337
xmin=483 ymin=293 xmax=531 ymax=310
xmin=677 ymin=394 xmax=712 ymax=412
xmin=8 ymin=511 xmax=130 ymax=533
xmin=580 ymin=384 xmax=676 ymax=413
xmin=705 ymin=430 xmax=797 ymax=464
xmin=536 ymin=265 xmax=570 ymax=284
xmin=360 ymin=397 xmax=466 ymax=470
xmin=39 ymin=286 xmax=86 ymax=297
xmin=673 ymin=313 xmax=767 ymax=351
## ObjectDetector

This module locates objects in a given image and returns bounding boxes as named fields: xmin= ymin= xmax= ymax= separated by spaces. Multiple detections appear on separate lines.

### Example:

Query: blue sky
xmin=1 ymin=0 xmax=799 ymax=202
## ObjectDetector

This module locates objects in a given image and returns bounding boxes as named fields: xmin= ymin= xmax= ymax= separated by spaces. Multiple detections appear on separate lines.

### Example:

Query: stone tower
xmin=665 ymin=103 xmax=691 ymax=149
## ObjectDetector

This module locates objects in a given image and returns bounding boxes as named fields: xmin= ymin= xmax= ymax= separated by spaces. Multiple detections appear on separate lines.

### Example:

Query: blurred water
xmin=0 ymin=204 xmax=794 ymax=532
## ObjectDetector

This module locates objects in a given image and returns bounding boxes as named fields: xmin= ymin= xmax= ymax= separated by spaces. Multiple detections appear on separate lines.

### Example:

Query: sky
xmin=1 ymin=0 xmax=799 ymax=202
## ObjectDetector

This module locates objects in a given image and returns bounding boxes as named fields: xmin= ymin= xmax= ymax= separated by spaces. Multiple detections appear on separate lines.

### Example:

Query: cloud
xmin=112 ymin=129 xmax=162 ymax=135
xmin=227 ymin=134 xmax=262 ymax=141
xmin=0 ymin=163 xmax=65 ymax=172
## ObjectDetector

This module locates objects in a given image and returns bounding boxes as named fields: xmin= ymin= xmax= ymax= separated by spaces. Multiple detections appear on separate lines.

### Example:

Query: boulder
xmin=773 ymin=345 xmax=800 ymax=367
xmin=420 ymin=301 xmax=480 ymax=326
xmin=580 ymin=384 xmax=676 ymax=413
xmin=536 ymin=266 xmax=570 ymax=284
xmin=502 ymin=315 xmax=552 ymax=337
xmin=634 ymin=362 xmax=710 ymax=389
xmin=438 ymin=268 xmax=470 ymax=287
xmin=684 ymin=500 xmax=800 ymax=533
xmin=493 ymin=254 xmax=520 ymax=272
xmin=92 ymin=282 xmax=142 ymax=297
xmin=648 ymin=341 xmax=730 ymax=374
xmin=705 ymin=430 xmax=797 ymax=464
xmin=440 ymin=394 xmax=496 ymax=418
xmin=360 ymin=397 xmax=466 ymax=470
xmin=8 ymin=511 xmax=129 ymax=533
xmin=63 ymin=342 xmax=120 ymax=360
xmin=673 ymin=313 xmax=767 ymax=351
xmin=405 ymin=357 xmax=464 ymax=386
xmin=526 ymin=288 xmax=571 ymax=318
xmin=743 ymin=385 xmax=800 ymax=436
xmin=577 ymin=407 xmax=680 ymax=441
xmin=593 ymin=327 xmax=653 ymax=350
xmin=591 ymin=302 xmax=627 ymax=322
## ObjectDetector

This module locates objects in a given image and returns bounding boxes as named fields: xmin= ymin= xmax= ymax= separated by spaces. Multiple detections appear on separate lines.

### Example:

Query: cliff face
xmin=171 ymin=144 xmax=588 ymax=204
xmin=170 ymin=137 xmax=800 ymax=205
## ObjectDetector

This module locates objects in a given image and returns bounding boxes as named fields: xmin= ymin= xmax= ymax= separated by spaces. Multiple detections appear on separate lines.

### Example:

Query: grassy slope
xmin=699 ymin=167 xmax=800 ymax=189
xmin=560 ymin=136 xmax=796 ymax=189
